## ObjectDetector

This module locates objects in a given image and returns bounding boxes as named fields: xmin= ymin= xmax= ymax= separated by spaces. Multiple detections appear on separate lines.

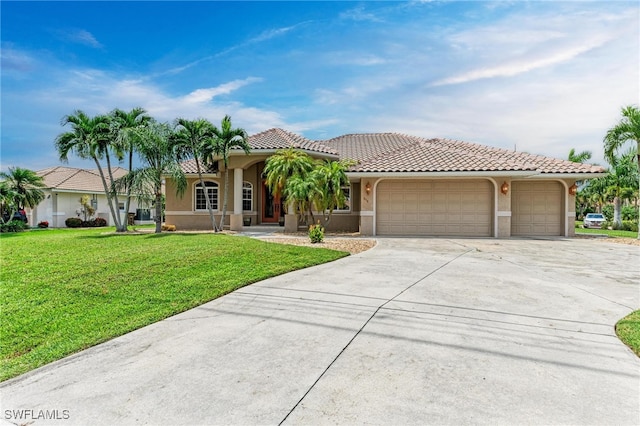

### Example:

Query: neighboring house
xmin=31 ymin=166 xmax=153 ymax=228
xmin=164 ymin=128 xmax=605 ymax=238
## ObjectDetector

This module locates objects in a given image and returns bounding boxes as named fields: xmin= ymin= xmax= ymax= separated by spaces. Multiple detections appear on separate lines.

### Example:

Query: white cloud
xmin=162 ymin=22 xmax=309 ymax=76
xmin=339 ymin=6 xmax=383 ymax=23
xmin=431 ymin=35 xmax=612 ymax=86
xmin=181 ymin=77 xmax=263 ymax=104
xmin=60 ymin=29 xmax=102 ymax=48
xmin=0 ymin=46 xmax=34 ymax=73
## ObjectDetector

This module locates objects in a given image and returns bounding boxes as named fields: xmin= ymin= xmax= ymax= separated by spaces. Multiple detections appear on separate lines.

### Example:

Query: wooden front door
xmin=262 ymin=182 xmax=281 ymax=223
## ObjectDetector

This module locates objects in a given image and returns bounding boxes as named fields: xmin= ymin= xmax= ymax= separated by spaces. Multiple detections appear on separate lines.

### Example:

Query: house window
xmin=195 ymin=181 xmax=219 ymax=210
xmin=91 ymin=194 xmax=98 ymax=209
xmin=336 ymin=185 xmax=351 ymax=212
xmin=118 ymin=202 xmax=125 ymax=211
xmin=242 ymin=182 xmax=253 ymax=211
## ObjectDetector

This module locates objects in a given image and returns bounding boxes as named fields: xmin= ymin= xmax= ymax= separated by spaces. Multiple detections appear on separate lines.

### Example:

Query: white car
xmin=583 ymin=213 xmax=606 ymax=229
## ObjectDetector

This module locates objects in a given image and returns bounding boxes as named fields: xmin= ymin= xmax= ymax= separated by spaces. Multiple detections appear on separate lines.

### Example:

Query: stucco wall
xmin=30 ymin=191 xmax=145 ymax=228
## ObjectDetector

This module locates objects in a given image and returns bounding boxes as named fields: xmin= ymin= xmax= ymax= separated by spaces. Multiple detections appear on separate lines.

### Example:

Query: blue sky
xmin=2 ymin=1 xmax=638 ymax=171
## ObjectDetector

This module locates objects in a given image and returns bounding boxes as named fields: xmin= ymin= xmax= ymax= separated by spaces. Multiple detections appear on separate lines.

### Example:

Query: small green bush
xmin=621 ymin=221 xmax=638 ymax=232
xmin=309 ymin=222 xmax=325 ymax=243
xmin=0 ymin=220 xmax=28 ymax=233
xmin=65 ymin=217 xmax=83 ymax=228
xmin=602 ymin=205 xmax=613 ymax=221
xmin=621 ymin=206 xmax=638 ymax=222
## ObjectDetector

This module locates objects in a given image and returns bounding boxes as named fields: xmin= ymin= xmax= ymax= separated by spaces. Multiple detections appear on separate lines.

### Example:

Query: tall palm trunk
xmin=613 ymin=196 xmax=622 ymax=228
xmin=220 ymin=166 xmax=230 ymax=232
xmin=93 ymin=157 xmax=120 ymax=229
xmin=636 ymin=141 xmax=640 ymax=239
xmin=123 ymin=148 xmax=134 ymax=230
xmin=154 ymin=188 xmax=163 ymax=234
xmin=104 ymin=153 xmax=124 ymax=232
xmin=195 ymin=158 xmax=217 ymax=232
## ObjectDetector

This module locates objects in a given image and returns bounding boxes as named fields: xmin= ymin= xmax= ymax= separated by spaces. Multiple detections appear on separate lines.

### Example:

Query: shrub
xmin=93 ymin=217 xmax=107 ymax=227
xmin=309 ymin=222 xmax=325 ymax=243
xmin=37 ymin=221 xmax=49 ymax=228
xmin=621 ymin=205 xmax=638 ymax=222
xmin=621 ymin=221 xmax=638 ymax=232
xmin=0 ymin=220 xmax=28 ymax=233
xmin=602 ymin=205 xmax=613 ymax=221
xmin=65 ymin=217 xmax=83 ymax=228
xmin=161 ymin=224 xmax=176 ymax=232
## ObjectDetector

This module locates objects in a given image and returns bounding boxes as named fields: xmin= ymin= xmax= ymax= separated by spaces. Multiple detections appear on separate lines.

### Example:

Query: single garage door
xmin=376 ymin=180 xmax=492 ymax=236
xmin=511 ymin=181 xmax=562 ymax=236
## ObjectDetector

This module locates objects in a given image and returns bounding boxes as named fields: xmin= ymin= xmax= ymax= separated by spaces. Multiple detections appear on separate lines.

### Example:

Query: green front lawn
xmin=0 ymin=228 xmax=347 ymax=381
xmin=616 ymin=310 xmax=640 ymax=357
xmin=575 ymin=222 xmax=638 ymax=238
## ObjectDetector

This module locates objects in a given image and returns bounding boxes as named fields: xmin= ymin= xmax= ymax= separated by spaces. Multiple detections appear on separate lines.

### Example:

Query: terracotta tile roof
xmin=322 ymin=133 xmax=418 ymax=162
xmin=37 ymin=166 xmax=128 ymax=192
xmin=179 ymin=159 xmax=219 ymax=174
xmin=177 ymin=130 xmax=604 ymax=175
xmin=321 ymin=133 xmax=604 ymax=174
xmin=248 ymin=128 xmax=338 ymax=155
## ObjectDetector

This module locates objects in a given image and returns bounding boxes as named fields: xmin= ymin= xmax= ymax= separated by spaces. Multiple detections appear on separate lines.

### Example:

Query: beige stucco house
xmin=164 ymin=128 xmax=604 ymax=238
xmin=32 ymin=166 xmax=153 ymax=228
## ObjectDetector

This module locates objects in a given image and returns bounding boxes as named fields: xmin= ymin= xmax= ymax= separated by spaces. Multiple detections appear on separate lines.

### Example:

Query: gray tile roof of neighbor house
xmin=37 ymin=166 xmax=128 ymax=192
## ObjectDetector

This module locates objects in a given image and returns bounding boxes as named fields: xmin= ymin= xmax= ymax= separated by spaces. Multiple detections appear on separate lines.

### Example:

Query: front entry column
xmin=230 ymin=168 xmax=243 ymax=231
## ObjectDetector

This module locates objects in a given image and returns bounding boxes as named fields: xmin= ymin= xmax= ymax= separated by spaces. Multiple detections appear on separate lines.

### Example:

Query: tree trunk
xmin=195 ymin=157 xmax=217 ymax=232
xmin=220 ymin=166 xmax=229 ymax=232
xmin=154 ymin=188 xmax=163 ymax=234
xmin=636 ymin=140 xmax=639 ymax=239
xmin=105 ymin=153 xmax=125 ymax=232
xmin=613 ymin=196 xmax=622 ymax=228
xmin=124 ymin=148 xmax=134 ymax=232
xmin=93 ymin=157 xmax=120 ymax=230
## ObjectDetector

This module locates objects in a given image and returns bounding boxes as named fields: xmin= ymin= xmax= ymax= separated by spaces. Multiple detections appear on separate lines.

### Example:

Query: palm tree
xmin=264 ymin=150 xmax=352 ymax=227
xmin=283 ymin=173 xmax=322 ymax=225
xmin=263 ymin=148 xmax=315 ymax=198
xmin=264 ymin=148 xmax=316 ymax=225
xmin=312 ymin=159 xmax=353 ymax=226
xmin=604 ymin=105 xmax=640 ymax=238
xmin=111 ymin=107 xmax=152 ymax=230
xmin=0 ymin=167 xmax=46 ymax=223
xmin=568 ymin=148 xmax=592 ymax=163
xmin=172 ymin=118 xmax=217 ymax=231
xmin=206 ymin=115 xmax=250 ymax=231
xmin=0 ymin=181 xmax=17 ymax=222
xmin=605 ymin=149 xmax=638 ymax=228
xmin=116 ymin=122 xmax=187 ymax=233
xmin=55 ymin=110 xmax=124 ymax=230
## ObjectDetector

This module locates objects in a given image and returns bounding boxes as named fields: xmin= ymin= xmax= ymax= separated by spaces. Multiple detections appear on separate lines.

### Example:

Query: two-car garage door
xmin=376 ymin=180 xmax=492 ymax=236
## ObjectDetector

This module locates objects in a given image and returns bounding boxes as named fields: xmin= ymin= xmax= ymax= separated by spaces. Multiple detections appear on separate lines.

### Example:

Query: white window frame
xmin=242 ymin=181 xmax=253 ymax=212
xmin=194 ymin=181 xmax=219 ymax=211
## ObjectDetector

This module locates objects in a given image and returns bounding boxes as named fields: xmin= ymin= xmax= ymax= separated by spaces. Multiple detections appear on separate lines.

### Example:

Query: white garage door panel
xmin=376 ymin=180 xmax=492 ymax=236
xmin=512 ymin=181 xmax=562 ymax=236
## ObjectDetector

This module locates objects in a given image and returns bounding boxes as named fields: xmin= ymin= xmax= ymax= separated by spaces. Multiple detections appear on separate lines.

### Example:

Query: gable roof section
xmin=37 ymin=166 xmax=127 ymax=192
xmin=321 ymin=133 xmax=604 ymax=174
xmin=248 ymin=128 xmax=338 ymax=156
xmin=179 ymin=159 xmax=219 ymax=174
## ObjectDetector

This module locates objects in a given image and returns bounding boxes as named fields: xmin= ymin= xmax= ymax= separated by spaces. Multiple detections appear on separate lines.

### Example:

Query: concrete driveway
xmin=1 ymin=237 xmax=639 ymax=425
